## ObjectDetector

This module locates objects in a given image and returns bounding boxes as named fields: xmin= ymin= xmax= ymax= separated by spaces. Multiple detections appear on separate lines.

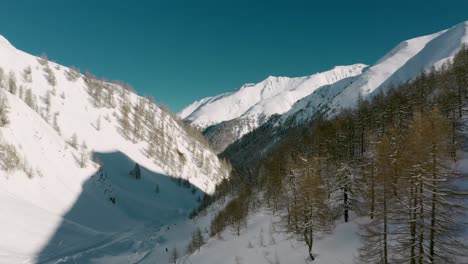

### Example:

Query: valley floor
xmin=188 ymin=210 xmax=362 ymax=264
xmin=51 ymin=208 xmax=363 ymax=264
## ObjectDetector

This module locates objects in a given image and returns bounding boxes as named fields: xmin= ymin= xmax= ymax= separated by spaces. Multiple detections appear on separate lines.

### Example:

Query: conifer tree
xmin=0 ymin=93 xmax=9 ymax=127
xmin=0 ymin=67 xmax=4 ymax=89
xmin=359 ymin=135 xmax=393 ymax=264
xmin=19 ymin=85 xmax=24 ymax=100
xmin=38 ymin=52 xmax=48 ymax=66
xmin=84 ymin=71 xmax=103 ymax=107
xmin=105 ymin=86 xmax=115 ymax=108
xmin=78 ymin=141 xmax=88 ymax=168
xmin=44 ymin=90 xmax=52 ymax=119
xmin=187 ymin=227 xmax=205 ymax=254
xmin=24 ymin=89 xmax=35 ymax=109
xmin=8 ymin=71 xmax=17 ymax=95
xmin=132 ymin=105 xmax=142 ymax=141
xmin=69 ymin=133 xmax=78 ymax=149
xmin=53 ymin=112 xmax=61 ymax=134
xmin=0 ymin=143 xmax=20 ymax=171
xmin=44 ymin=66 xmax=56 ymax=86
xmin=65 ymin=66 xmax=80 ymax=81
xmin=295 ymin=156 xmax=331 ymax=261
xmin=146 ymin=124 xmax=158 ymax=158
xmin=96 ymin=116 xmax=101 ymax=131
xmin=120 ymin=96 xmax=131 ymax=138
xmin=22 ymin=66 xmax=32 ymax=83
xmin=399 ymin=109 xmax=467 ymax=263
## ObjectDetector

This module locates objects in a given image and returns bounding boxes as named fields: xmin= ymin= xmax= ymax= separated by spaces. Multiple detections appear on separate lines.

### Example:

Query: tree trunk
xmin=410 ymin=184 xmax=417 ymax=264
xmin=370 ymin=157 xmax=375 ymax=219
xmin=383 ymin=170 xmax=389 ymax=264
xmin=344 ymin=186 xmax=349 ymax=222
xmin=304 ymin=227 xmax=315 ymax=261
xmin=429 ymin=145 xmax=437 ymax=262
xmin=418 ymin=181 xmax=424 ymax=264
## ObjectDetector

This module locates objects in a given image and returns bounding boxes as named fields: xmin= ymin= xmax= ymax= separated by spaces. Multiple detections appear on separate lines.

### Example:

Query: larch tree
xmin=263 ymin=156 xmax=283 ymax=213
xmin=22 ymin=66 xmax=32 ymax=83
xmin=296 ymin=156 xmax=332 ymax=261
xmin=0 ymin=67 xmax=4 ymax=88
xmin=69 ymin=133 xmax=78 ymax=149
xmin=44 ymin=90 xmax=52 ymax=119
xmin=38 ymin=52 xmax=48 ymax=66
xmin=65 ymin=66 xmax=81 ymax=81
xmin=132 ymin=98 xmax=145 ymax=141
xmin=146 ymin=122 xmax=158 ymax=159
xmin=0 ymin=92 xmax=9 ymax=127
xmin=24 ymin=89 xmax=35 ymax=109
xmin=400 ymin=109 xmax=467 ymax=263
xmin=96 ymin=116 xmax=101 ymax=131
xmin=8 ymin=71 xmax=17 ymax=95
xmin=105 ymin=85 xmax=115 ymax=108
xmin=53 ymin=112 xmax=61 ymax=135
xmin=119 ymin=95 xmax=131 ymax=138
xmin=44 ymin=65 xmax=56 ymax=86
xmin=359 ymin=135 xmax=394 ymax=264
xmin=78 ymin=141 xmax=88 ymax=168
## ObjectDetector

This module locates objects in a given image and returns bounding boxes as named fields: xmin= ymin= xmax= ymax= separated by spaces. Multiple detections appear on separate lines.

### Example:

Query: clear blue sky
xmin=1 ymin=0 xmax=467 ymax=111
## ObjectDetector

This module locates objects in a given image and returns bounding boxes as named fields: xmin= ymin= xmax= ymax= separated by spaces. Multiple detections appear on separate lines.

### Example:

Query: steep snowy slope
xmin=180 ymin=64 xmax=366 ymax=152
xmin=282 ymin=21 xmax=468 ymax=125
xmin=0 ymin=35 xmax=230 ymax=263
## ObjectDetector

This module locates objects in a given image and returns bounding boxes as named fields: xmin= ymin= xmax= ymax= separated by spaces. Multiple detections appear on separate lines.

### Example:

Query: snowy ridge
xmin=377 ymin=21 xmax=468 ymax=94
xmin=178 ymin=93 xmax=230 ymax=120
xmin=0 ymin=35 xmax=229 ymax=263
xmin=180 ymin=64 xmax=366 ymax=152
xmin=281 ymin=21 xmax=468 ymax=125
xmin=0 ymin=36 xmax=228 ymax=193
xmin=180 ymin=64 xmax=366 ymax=129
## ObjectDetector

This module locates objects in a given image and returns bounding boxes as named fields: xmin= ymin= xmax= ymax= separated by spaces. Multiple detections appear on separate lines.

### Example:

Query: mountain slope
xmin=222 ymin=21 xmax=468 ymax=170
xmin=0 ymin=35 xmax=230 ymax=263
xmin=180 ymin=64 xmax=366 ymax=152
xmin=282 ymin=21 xmax=468 ymax=125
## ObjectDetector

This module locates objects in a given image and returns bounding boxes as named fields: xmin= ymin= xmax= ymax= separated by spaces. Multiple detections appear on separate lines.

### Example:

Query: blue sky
xmin=1 ymin=0 xmax=467 ymax=111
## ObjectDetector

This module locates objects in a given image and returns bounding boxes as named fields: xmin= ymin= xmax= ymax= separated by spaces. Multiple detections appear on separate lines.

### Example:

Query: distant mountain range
xmin=180 ymin=21 xmax=468 ymax=153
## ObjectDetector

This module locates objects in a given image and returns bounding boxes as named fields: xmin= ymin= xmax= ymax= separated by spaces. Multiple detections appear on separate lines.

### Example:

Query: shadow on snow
xmin=35 ymin=151 xmax=204 ymax=264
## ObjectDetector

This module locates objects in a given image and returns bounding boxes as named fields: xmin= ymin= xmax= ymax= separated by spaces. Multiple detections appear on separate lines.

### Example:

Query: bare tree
xmin=0 ymin=92 xmax=9 ymax=127
xmin=22 ymin=66 xmax=32 ymax=83
xmin=78 ymin=141 xmax=88 ymax=168
xmin=37 ymin=52 xmax=48 ymax=66
xmin=44 ymin=66 xmax=57 ymax=86
xmin=8 ymin=71 xmax=17 ymax=95
xmin=69 ymin=133 xmax=78 ymax=149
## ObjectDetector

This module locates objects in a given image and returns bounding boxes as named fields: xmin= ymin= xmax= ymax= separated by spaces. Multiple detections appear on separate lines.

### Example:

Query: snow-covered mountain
xmin=0 ymin=35 xmax=230 ymax=263
xmin=221 ymin=21 xmax=468 ymax=170
xmin=281 ymin=21 xmax=468 ymax=125
xmin=179 ymin=64 xmax=366 ymax=152
xmin=183 ymin=22 xmax=468 ymax=155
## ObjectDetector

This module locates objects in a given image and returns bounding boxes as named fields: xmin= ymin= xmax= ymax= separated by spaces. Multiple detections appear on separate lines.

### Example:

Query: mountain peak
xmin=180 ymin=64 xmax=365 ymax=151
